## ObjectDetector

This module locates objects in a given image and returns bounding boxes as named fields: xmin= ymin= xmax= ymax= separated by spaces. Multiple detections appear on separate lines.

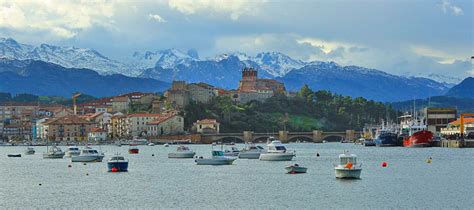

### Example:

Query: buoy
xmin=381 ymin=162 xmax=388 ymax=167
xmin=68 ymin=164 xmax=72 ymax=168
xmin=83 ymin=163 xmax=87 ymax=166
xmin=86 ymin=173 xmax=89 ymax=176
xmin=152 ymin=154 xmax=155 ymax=157
xmin=426 ymin=159 xmax=432 ymax=164
xmin=316 ymin=153 xmax=320 ymax=157
xmin=111 ymin=168 xmax=118 ymax=172
xmin=39 ymin=183 xmax=42 ymax=186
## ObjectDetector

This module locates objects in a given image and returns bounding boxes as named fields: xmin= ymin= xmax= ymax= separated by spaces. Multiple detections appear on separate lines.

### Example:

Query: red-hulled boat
xmin=128 ymin=145 xmax=139 ymax=154
xmin=403 ymin=130 xmax=433 ymax=147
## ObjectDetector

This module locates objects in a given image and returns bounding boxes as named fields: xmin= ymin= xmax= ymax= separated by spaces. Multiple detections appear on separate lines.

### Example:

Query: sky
xmin=0 ymin=0 xmax=472 ymax=80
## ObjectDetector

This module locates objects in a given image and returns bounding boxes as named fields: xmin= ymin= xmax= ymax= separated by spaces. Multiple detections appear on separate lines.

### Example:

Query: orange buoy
xmin=111 ymin=168 xmax=118 ymax=172
xmin=382 ymin=162 xmax=388 ymax=167
xmin=345 ymin=162 xmax=353 ymax=169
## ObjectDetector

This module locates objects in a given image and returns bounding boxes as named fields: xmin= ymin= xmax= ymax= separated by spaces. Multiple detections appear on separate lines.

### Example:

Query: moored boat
xmin=400 ymin=115 xmax=434 ymax=148
xmin=334 ymin=151 xmax=362 ymax=179
xmin=43 ymin=145 xmax=65 ymax=159
xmin=238 ymin=144 xmax=265 ymax=159
xmin=71 ymin=146 xmax=105 ymax=162
xmin=168 ymin=146 xmax=196 ymax=158
xmin=25 ymin=147 xmax=35 ymax=155
xmin=285 ymin=164 xmax=307 ymax=174
xmin=374 ymin=129 xmax=399 ymax=147
xmin=128 ymin=145 xmax=139 ymax=154
xmin=363 ymin=139 xmax=376 ymax=146
xmin=107 ymin=154 xmax=129 ymax=172
xmin=259 ymin=137 xmax=295 ymax=161
xmin=65 ymin=146 xmax=80 ymax=157
xmin=195 ymin=145 xmax=237 ymax=165
xmin=8 ymin=153 xmax=22 ymax=157
xmin=224 ymin=146 xmax=240 ymax=157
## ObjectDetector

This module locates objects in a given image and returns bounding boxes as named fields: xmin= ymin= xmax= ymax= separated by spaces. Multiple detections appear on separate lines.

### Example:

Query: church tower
xmin=238 ymin=67 xmax=258 ymax=91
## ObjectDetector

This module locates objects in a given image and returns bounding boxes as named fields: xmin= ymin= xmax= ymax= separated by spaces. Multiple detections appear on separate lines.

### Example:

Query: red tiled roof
xmin=196 ymin=119 xmax=218 ymax=124
xmin=90 ymin=127 xmax=107 ymax=132
xmin=112 ymin=96 xmax=130 ymax=102
xmin=128 ymin=113 xmax=162 ymax=117
xmin=147 ymin=114 xmax=179 ymax=125
xmin=449 ymin=118 xmax=474 ymax=125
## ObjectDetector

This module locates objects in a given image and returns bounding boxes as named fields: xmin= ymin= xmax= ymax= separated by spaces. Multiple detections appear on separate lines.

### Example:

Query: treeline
xmin=0 ymin=92 xmax=96 ymax=105
xmin=184 ymin=85 xmax=399 ymax=132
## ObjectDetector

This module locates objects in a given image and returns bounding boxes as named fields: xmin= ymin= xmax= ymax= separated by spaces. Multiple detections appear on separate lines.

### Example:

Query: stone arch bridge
xmin=197 ymin=130 xmax=361 ymax=144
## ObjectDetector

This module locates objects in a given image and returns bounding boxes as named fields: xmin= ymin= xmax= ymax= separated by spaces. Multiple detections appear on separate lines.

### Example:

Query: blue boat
xmin=107 ymin=154 xmax=128 ymax=172
xmin=374 ymin=130 xmax=399 ymax=147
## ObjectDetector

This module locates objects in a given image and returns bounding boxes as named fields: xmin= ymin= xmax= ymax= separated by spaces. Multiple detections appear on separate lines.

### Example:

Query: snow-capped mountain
xmin=402 ymin=72 xmax=461 ymax=87
xmin=0 ymin=38 xmax=139 ymax=76
xmin=253 ymin=52 xmax=305 ymax=77
xmin=131 ymin=48 xmax=200 ymax=70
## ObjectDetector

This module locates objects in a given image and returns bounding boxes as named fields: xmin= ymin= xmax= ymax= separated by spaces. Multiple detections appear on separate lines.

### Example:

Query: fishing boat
xmin=43 ymin=145 xmax=65 ymax=159
xmin=238 ymin=143 xmax=265 ymax=159
xmin=65 ymin=146 xmax=80 ymax=157
xmin=363 ymin=139 xmax=376 ymax=146
xmin=25 ymin=147 xmax=35 ymax=155
xmin=195 ymin=145 xmax=237 ymax=165
xmin=334 ymin=151 xmax=362 ymax=179
xmin=400 ymin=115 xmax=433 ymax=148
xmin=374 ymin=126 xmax=399 ymax=147
xmin=107 ymin=154 xmax=129 ymax=172
xmin=8 ymin=153 xmax=21 ymax=157
xmin=128 ymin=145 xmax=139 ymax=154
xmin=168 ymin=146 xmax=196 ymax=158
xmin=259 ymin=137 xmax=295 ymax=161
xmin=285 ymin=164 xmax=307 ymax=174
xmin=71 ymin=146 xmax=105 ymax=162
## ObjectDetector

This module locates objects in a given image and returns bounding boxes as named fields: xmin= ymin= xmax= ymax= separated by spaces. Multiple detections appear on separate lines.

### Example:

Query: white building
xmin=88 ymin=127 xmax=108 ymax=142
xmin=147 ymin=113 xmax=184 ymax=136
xmin=194 ymin=119 xmax=220 ymax=134
xmin=127 ymin=113 xmax=163 ymax=137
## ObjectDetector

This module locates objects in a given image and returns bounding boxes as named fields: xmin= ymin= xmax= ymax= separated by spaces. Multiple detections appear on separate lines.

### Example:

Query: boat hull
xmin=107 ymin=162 xmax=129 ymax=172
xmin=25 ymin=151 xmax=35 ymax=155
xmin=285 ymin=166 xmax=307 ymax=174
xmin=238 ymin=152 xmax=261 ymax=159
xmin=8 ymin=154 xmax=21 ymax=157
xmin=335 ymin=168 xmax=362 ymax=179
xmin=168 ymin=152 xmax=195 ymax=158
xmin=403 ymin=130 xmax=433 ymax=148
xmin=65 ymin=151 xmax=80 ymax=158
xmin=71 ymin=155 xmax=104 ymax=162
xmin=195 ymin=158 xmax=236 ymax=165
xmin=375 ymin=133 xmax=399 ymax=147
xmin=43 ymin=153 xmax=65 ymax=159
xmin=128 ymin=149 xmax=139 ymax=154
xmin=259 ymin=153 xmax=294 ymax=161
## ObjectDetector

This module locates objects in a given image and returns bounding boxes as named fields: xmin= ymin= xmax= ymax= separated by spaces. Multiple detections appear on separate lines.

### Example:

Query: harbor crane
xmin=72 ymin=92 xmax=82 ymax=115
xmin=460 ymin=113 xmax=474 ymax=139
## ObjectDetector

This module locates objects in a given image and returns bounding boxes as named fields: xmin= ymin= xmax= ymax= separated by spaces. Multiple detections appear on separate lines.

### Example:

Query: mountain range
xmin=0 ymin=37 xmax=471 ymax=102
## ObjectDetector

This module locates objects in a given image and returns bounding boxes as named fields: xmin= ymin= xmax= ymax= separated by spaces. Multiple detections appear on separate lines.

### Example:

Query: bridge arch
xmin=212 ymin=136 xmax=244 ymax=143
xmin=322 ymin=135 xmax=345 ymax=142
xmin=287 ymin=136 xmax=314 ymax=142
xmin=252 ymin=136 xmax=273 ymax=143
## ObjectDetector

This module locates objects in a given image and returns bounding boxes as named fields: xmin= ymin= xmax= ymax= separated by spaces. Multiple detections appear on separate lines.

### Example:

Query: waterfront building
xmin=440 ymin=118 xmax=474 ymax=136
xmin=35 ymin=118 xmax=50 ymax=143
xmin=112 ymin=96 xmax=131 ymax=113
xmin=127 ymin=113 xmax=163 ymax=137
xmin=44 ymin=115 xmax=96 ymax=142
xmin=111 ymin=113 xmax=128 ymax=139
xmin=88 ymin=127 xmax=108 ymax=142
xmin=423 ymin=108 xmax=457 ymax=133
xmin=146 ymin=112 xmax=184 ymax=136
xmin=193 ymin=119 xmax=220 ymax=134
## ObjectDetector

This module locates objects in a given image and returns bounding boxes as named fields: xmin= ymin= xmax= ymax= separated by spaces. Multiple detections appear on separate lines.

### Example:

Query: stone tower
xmin=238 ymin=67 xmax=258 ymax=91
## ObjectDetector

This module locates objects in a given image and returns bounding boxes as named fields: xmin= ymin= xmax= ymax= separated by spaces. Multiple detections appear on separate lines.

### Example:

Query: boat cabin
xmin=339 ymin=153 xmax=357 ymax=165
xmin=177 ymin=146 xmax=190 ymax=151
xmin=212 ymin=150 xmax=224 ymax=157
xmin=110 ymin=156 xmax=126 ymax=161
xmin=81 ymin=149 xmax=99 ymax=154
xmin=268 ymin=141 xmax=287 ymax=152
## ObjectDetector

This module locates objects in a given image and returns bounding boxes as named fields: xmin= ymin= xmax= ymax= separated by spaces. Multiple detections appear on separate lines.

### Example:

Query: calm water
xmin=0 ymin=143 xmax=473 ymax=209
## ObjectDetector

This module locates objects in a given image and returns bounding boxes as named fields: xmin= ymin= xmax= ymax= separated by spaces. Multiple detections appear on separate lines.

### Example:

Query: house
xmin=111 ymin=113 xmax=128 ymax=139
xmin=194 ymin=119 xmax=220 ymax=134
xmin=127 ymin=113 xmax=163 ymax=137
xmin=187 ymin=83 xmax=218 ymax=104
xmin=165 ymin=81 xmax=190 ymax=109
xmin=44 ymin=115 xmax=96 ymax=142
xmin=35 ymin=118 xmax=50 ymax=143
xmin=88 ymin=127 xmax=108 ymax=142
xmin=112 ymin=96 xmax=131 ymax=113
xmin=147 ymin=112 xmax=184 ymax=136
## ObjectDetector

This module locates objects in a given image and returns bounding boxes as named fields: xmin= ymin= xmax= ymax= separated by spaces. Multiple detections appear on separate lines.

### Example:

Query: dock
xmin=440 ymin=139 xmax=474 ymax=148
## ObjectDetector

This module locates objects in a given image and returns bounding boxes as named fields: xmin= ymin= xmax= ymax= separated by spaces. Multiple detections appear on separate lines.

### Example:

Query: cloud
xmin=148 ymin=14 xmax=166 ymax=23
xmin=168 ymin=0 xmax=266 ymax=20
xmin=0 ymin=0 xmax=116 ymax=39
xmin=440 ymin=0 xmax=464 ymax=16
xmin=410 ymin=45 xmax=467 ymax=64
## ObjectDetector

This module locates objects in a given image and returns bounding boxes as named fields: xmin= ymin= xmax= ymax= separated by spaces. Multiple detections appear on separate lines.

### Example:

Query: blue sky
xmin=0 ymin=0 xmax=472 ymax=79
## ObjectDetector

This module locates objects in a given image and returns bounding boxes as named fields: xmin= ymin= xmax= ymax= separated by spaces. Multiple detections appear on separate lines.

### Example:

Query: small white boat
xmin=108 ymin=154 xmax=129 ymax=172
xmin=168 ymin=146 xmax=196 ymax=158
xmin=148 ymin=143 xmax=155 ymax=146
xmin=130 ymin=138 xmax=148 ymax=145
xmin=164 ymin=143 xmax=170 ymax=147
xmin=43 ymin=145 xmax=65 ymax=159
xmin=71 ymin=146 xmax=105 ymax=162
xmin=195 ymin=146 xmax=237 ymax=165
xmin=224 ymin=146 xmax=240 ymax=157
xmin=238 ymin=144 xmax=265 ymax=159
xmin=334 ymin=151 xmax=362 ymax=179
xmin=65 ymin=146 xmax=80 ymax=157
xmin=285 ymin=164 xmax=307 ymax=174
xmin=25 ymin=147 xmax=35 ymax=155
xmin=259 ymin=138 xmax=295 ymax=161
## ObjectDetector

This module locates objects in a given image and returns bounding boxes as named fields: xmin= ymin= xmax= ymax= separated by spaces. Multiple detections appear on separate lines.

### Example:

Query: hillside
xmin=445 ymin=77 xmax=474 ymax=99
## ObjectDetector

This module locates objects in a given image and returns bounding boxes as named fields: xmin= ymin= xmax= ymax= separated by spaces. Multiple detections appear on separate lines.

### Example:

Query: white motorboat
xmin=224 ymin=146 xmax=240 ymax=157
xmin=195 ymin=146 xmax=237 ymax=165
xmin=43 ymin=145 xmax=65 ymax=159
xmin=334 ymin=151 xmax=362 ymax=179
xmin=285 ymin=164 xmax=307 ymax=174
xmin=130 ymin=138 xmax=148 ymax=145
xmin=238 ymin=144 xmax=265 ymax=159
xmin=65 ymin=146 xmax=81 ymax=157
xmin=259 ymin=138 xmax=295 ymax=161
xmin=168 ymin=146 xmax=196 ymax=158
xmin=164 ymin=143 xmax=170 ymax=147
xmin=25 ymin=147 xmax=35 ymax=155
xmin=148 ymin=142 xmax=155 ymax=146
xmin=71 ymin=146 xmax=105 ymax=162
